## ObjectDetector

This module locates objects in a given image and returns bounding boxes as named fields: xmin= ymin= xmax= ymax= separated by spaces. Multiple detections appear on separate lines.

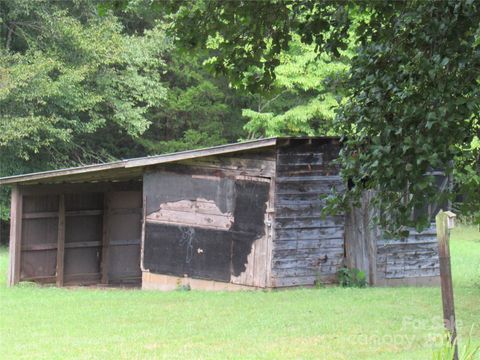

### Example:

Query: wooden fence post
xmin=435 ymin=210 xmax=458 ymax=360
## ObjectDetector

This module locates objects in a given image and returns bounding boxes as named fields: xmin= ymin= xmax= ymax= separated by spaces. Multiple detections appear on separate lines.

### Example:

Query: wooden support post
xmin=436 ymin=210 xmax=458 ymax=360
xmin=8 ymin=186 xmax=23 ymax=286
xmin=101 ymin=192 xmax=111 ymax=284
xmin=56 ymin=194 xmax=65 ymax=287
xmin=344 ymin=190 xmax=379 ymax=286
xmin=140 ymin=195 xmax=147 ymax=272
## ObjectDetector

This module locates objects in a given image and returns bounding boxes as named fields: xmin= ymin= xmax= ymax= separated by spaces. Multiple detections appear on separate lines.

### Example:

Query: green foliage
xmin=168 ymin=0 xmax=480 ymax=233
xmin=432 ymin=331 xmax=480 ymax=360
xmin=454 ymin=136 xmax=480 ymax=225
xmin=242 ymin=36 xmax=349 ymax=138
xmin=333 ymin=1 xmax=480 ymax=234
xmin=0 ymin=0 xmax=168 ymax=168
xmin=337 ymin=267 xmax=367 ymax=288
xmin=138 ymin=48 xmax=252 ymax=154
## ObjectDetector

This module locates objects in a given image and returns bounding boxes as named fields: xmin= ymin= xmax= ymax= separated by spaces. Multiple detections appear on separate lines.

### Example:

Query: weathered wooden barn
xmin=0 ymin=137 xmax=440 ymax=289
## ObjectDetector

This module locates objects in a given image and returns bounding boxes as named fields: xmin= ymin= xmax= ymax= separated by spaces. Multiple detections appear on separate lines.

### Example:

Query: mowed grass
xmin=0 ymin=227 xmax=479 ymax=359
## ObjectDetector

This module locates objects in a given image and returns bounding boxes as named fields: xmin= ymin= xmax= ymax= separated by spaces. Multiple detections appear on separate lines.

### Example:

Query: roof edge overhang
xmin=0 ymin=137 xmax=279 ymax=186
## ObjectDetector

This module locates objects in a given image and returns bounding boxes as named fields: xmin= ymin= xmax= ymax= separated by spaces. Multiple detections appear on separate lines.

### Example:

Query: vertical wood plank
xmin=365 ymin=191 xmax=378 ymax=285
xmin=56 ymin=194 xmax=65 ymax=287
xmin=265 ymin=176 xmax=276 ymax=287
xmin=140 ymin=195 xmax=147 ymax=272
xmin=101 ymin=192 xmax=111 ymax=284
xmin=8 ymin=186 xmax=22 ymax=286
xmin=344 ymin=191 xmax=379 ymax=286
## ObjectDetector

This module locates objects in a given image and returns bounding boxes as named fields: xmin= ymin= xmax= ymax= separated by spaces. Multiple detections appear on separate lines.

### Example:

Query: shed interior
xmin=16 ymin=181 xmax=142 ymax=286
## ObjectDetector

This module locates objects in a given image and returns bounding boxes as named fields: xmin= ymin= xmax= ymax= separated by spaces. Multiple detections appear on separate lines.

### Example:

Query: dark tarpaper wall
xmin=143 ymin=169 xmax=269 ymax=282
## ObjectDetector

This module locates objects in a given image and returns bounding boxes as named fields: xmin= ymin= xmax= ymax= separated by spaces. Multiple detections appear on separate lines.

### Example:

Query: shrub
xmin=337 ymin=267 xmax=367 ymax=288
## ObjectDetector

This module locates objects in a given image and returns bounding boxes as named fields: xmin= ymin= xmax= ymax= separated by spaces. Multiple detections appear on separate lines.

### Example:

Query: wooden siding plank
xmin=277 ymin=153 xmax=323 ymax=165
xmin=24 ymin=209 xmax=104 ymax=219
xmin=18 ymin=181 xmax=142 ymax=196
xmin=23 ymin=211 xmax=58 ymax=219
xmin=21 ymin=241 xmax=109 ymax=251
xmin=274 ymin=216 xmax=344 ymax=229
xmin=178 ymin=156 xmax=275 ymax=177
xmin=275 ymin=227 xmax=344 ymax=240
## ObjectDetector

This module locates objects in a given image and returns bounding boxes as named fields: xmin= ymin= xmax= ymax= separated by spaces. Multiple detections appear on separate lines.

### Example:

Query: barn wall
xmin=271 ymin=138 xmax=345 ymax=287
xmin=142 ymin=148 xmax=276 ymax=289
xmin=345 ymin=192 xmax=440 ymax=286
xmin=375 ymin=225 xmax=439 ymax=286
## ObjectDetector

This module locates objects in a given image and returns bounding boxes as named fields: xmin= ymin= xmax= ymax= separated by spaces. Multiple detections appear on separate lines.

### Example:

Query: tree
xmin=0 ymin=0 xmax=168 ymax=170
xmin=138 ymin=44 xmax=254 ymax=154
xmin=242 ymin=35 xmax=349 ymax=138
xmin=107 ymin=0 xmax=256 ymax=153
xmin=166 ymin=0 xmax=480 ymax=232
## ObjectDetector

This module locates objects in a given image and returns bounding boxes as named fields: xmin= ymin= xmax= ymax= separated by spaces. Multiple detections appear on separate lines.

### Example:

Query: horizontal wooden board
xmin=271 ymin=274 xmax=338 ymax=287
xmin=275 ymin=194 xmax=328 ymax=205
xmin=273 ymin=243 xmax=344 ymax=257
xmin=276 ymin=175 xmax=342 ymax=183
xmin=274 ymin=216 xmax=344 ymax=229
xmin=273 ymin=238 xmax=344 ymax=251
xmin=276 ymin=181 xmax=345 ymax=195
xmin=178 ymin=156 xmax=275 ymax=178
xmin=273 ymin=253 xmax=343 ymax=269
xmin=275 ymin=226 xmax=344 ymax=240
xmin=275 ymin=167 xmax=339 ymax=178
xmin=277 ymin=153 xmax=323 ymax=165
xmin=272 ymin=264 xmax=342 ymax=278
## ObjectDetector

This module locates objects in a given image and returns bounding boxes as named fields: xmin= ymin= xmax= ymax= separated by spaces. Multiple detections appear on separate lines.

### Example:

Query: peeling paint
xmin=147 ymin=198 xmax=234 ymax=230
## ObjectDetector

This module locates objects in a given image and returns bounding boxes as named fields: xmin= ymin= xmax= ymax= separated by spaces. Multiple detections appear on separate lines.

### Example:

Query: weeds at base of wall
xmin=337 ymin=267 xmax=367 ymax=288
xmin=175 ymin=282 xmax=191 ymax=291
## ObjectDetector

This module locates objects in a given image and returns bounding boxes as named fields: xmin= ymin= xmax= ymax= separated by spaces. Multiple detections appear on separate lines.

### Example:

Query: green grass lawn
xmin=0 ymin=227 xmax=479 ymax=360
